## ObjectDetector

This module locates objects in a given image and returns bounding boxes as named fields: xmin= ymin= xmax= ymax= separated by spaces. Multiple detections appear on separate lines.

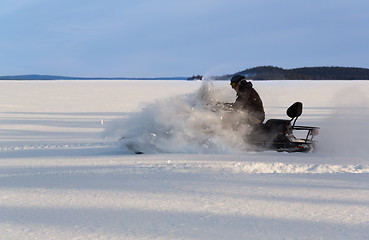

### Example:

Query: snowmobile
xmin=120 ymin=100 xmax=319 ymax=154
xmin=247 ymin=102 xmax=319 ymax=152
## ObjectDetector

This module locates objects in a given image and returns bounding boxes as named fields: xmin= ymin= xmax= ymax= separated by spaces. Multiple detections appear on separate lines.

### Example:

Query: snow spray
xmin=317 ymin=86 xmax=369 ymax=157
xmin=104 ymin=81 xmax=254 ymax=154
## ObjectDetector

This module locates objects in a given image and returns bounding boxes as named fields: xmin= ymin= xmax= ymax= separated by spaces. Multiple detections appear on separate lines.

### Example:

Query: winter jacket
xmin=232 ymin=81 xmax=265 ymax=125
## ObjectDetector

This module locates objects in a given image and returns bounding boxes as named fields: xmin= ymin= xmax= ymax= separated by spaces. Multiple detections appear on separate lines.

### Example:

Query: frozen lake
xmin=0 ymin=80 xmax=369 ymax=239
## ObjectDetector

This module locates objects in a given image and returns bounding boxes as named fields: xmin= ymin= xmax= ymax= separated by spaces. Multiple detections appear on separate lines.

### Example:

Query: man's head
xmin=230 ymin=75 xmax=245 ymax=89
xmin=230 ymin=75 xmax=252 ymax=92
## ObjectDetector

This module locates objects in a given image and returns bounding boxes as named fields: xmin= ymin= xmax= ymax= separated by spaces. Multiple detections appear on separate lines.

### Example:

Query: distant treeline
xmin=215 ymin=66 xmax=369 ymax=80
xmin=3 ymin=66 xmax=369 ymax=81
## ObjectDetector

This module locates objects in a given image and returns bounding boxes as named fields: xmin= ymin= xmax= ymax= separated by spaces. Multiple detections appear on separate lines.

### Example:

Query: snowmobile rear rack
xmin=292 ymin=125 xmax=319 ymax=142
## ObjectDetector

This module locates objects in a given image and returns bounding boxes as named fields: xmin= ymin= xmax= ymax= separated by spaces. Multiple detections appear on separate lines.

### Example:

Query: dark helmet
xmin=230 ymin=74 xmax=245 ymax=85
xmin=230 ymin=74 xmax=252 ymax=89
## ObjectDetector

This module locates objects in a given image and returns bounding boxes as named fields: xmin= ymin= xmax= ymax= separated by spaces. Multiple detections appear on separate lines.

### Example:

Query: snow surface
xmin=1 ymin=80 xmax=369 ymax=239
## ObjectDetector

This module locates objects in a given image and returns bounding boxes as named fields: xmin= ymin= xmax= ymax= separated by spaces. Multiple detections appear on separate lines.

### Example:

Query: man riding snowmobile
xmin=218 ymin=75 xmax=318 ymax=152
xmin=225 ymin=74 xmax=265 ymax=127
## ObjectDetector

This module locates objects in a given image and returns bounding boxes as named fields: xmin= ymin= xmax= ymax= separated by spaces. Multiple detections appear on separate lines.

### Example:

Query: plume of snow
xmin=317 ymin=86 xmax=369 ymax=157
xmin=104 ymin=81 xmax=253 ymax=154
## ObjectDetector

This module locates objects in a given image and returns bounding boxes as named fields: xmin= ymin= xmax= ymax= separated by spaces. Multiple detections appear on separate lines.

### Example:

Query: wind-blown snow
xmin=0 ymin=80 xmax=369 ymax=239
xmin=104 ymin=81 xmax=256 ymax=154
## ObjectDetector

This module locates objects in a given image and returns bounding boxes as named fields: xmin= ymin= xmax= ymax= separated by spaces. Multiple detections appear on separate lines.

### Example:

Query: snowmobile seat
xmin=263 ymin=119 xmax=292 ymax=148
xmin=264 ymin=119 xmax=291 ymax=134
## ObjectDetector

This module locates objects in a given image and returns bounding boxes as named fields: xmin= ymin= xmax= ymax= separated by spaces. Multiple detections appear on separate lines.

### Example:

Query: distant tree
xmin=187 ymin=75 xmax=203 ymax=80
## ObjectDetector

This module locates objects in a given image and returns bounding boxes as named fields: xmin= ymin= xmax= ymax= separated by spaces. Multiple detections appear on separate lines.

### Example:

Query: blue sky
xmin=1 ymin=0 xmax=369 ymax=77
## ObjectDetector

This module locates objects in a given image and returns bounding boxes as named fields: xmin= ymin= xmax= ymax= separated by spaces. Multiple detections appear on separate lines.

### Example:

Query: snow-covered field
xmin=1 ymin=80 xmax=369 ymax=239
